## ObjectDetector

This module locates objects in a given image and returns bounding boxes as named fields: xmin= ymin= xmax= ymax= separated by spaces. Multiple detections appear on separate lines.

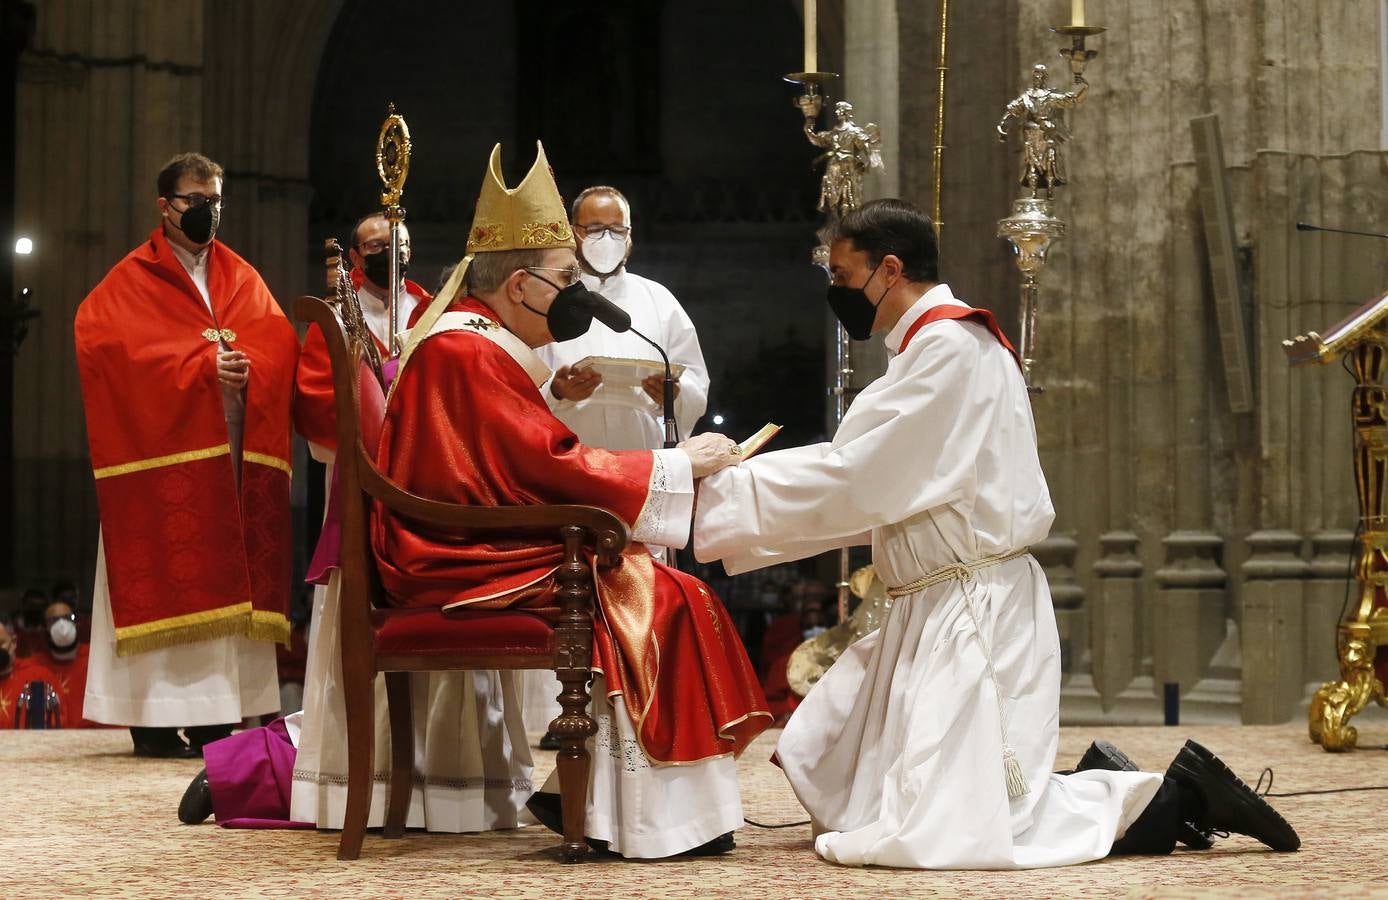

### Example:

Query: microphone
xmin=584 ymin=290 xmax=678 ymax=448
xmin=1296 ymin=221 xmax=1388 ymax=240
xmin=586 ymin=291 xmax=632 ymax=333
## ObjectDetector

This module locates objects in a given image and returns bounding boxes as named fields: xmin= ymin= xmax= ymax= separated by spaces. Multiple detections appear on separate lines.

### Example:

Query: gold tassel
xmin=1004 ymin=747 xmax=1030 ymax=798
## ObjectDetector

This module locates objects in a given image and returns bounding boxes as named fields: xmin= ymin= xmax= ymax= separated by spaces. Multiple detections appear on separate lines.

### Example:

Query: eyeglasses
xmin=575 ymin=224 xmax=630 ymax=239
xmin=526 ymin=265 xmax=583 ymax=288
xmin=168 ymin=193 xmax=224 ymax=211
xmin=355 ymin=239 xmax=411 ymax=255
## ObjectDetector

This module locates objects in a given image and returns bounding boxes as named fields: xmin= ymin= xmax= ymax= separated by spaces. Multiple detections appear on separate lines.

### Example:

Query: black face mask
xmin=169 ymin=200 xmax=220 ymax=245
xmin=522 ymin=273 xmax=596 ymax=342
xmin=825 ymin=261 xmax=886 ymax=341
xmin=362 ymin=249 xmax=409 ymax=291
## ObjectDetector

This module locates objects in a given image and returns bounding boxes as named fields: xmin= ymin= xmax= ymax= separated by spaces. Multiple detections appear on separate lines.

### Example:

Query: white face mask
xmin=582 ymin=233 xmax=627 ymax=275
xmin=48 ymin=617 xmax=77 ymax=648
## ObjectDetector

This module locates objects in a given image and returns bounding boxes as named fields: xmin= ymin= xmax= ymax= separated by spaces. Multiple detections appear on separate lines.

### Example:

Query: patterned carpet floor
xmin=5 ymin=718 xmax=1388 ymax=898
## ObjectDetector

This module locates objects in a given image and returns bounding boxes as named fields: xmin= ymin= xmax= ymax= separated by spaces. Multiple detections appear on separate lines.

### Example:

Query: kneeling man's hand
xmin=679 ymin=432 xmax=742 ymax=478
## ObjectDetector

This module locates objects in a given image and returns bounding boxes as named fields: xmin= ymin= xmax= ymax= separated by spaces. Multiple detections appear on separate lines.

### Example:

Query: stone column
xmin=1239 ymin=530 xmax=1309 ymax=723
xmin=1152 ymin=532 xmax=1227 ymax=698
xmin=1034 ymin=534 xmax=1084 ymax=683
xmin=1091 ymin=531 xmax=1143 ymax=710
xmin=13 ymin=0 xmax=205 ymax=595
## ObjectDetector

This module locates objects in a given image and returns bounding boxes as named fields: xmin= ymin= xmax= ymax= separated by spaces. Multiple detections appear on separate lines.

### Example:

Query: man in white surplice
xmin=525 ymin=185 xmax=711 ymax=739
xmin=694 ymin=199 xmax=1300 ymax=869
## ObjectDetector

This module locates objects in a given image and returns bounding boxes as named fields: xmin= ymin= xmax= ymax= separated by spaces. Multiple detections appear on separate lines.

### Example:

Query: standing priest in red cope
xmin=75 ymin=152 xmax=298 ymax=758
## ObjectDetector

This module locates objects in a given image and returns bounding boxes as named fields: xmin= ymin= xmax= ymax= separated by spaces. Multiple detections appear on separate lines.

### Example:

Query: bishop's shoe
xmin=1165 ymin=740 xmax=1300 ymax=852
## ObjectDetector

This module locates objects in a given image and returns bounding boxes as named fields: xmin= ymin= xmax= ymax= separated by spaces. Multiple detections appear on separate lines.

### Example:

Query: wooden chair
xmin=294 ymin=291 xmax=628 ymax=862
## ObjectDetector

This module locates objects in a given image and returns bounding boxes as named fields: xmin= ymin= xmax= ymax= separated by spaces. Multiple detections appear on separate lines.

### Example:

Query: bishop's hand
xmin=679 ymin=432 xmax=742 ymax=478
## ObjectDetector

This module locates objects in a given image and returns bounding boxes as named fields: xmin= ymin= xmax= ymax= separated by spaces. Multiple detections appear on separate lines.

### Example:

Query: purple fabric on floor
xmin=203 ymin=717 xmax=310 ymax=828
xmin=305 ymin=356 xmax=399 ymax=585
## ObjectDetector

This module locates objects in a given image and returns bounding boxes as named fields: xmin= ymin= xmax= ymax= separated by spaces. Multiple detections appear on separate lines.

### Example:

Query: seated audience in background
xmin=16 ymin=587 xmax=47 ymax=657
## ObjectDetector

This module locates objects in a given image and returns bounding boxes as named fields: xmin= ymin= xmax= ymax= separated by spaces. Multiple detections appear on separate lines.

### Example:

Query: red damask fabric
xmin=372 ymin=297 xmax=770 ymax=764
xmin=74 ymin=227 xmax=297 ymax=655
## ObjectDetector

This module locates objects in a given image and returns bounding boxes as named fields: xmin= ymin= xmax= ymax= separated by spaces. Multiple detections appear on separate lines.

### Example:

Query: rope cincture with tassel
xmin=889 ymin=548 xmax=1031 ymax=799
xmin=960 ymin=573 xmax=1029 ymax=799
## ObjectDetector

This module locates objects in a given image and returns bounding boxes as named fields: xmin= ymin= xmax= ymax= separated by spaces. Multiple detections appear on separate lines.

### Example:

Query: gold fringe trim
xmin=243 ymin=451 xmax=292 ymax=476
xmin=114 ymin=602 xmax=291 ymax=657
xmin=93 ymin=444 xmax=230 ymax=480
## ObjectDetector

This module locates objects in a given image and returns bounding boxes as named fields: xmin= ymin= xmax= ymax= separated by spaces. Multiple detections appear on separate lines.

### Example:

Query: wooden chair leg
xmin=552 ymin=525 xmax=599 ymax=863
xmin=338 ymin=667 xmax=376 ymax=861
xmin=383 ymin=671 xmax=413 ymax=838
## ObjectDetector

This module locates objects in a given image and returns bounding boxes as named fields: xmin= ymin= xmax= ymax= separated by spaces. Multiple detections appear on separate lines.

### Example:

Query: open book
xmin=573 ymin=355 xmax=687 ymax=388
xmin=737 ymin=423 xmax=781 ymax=459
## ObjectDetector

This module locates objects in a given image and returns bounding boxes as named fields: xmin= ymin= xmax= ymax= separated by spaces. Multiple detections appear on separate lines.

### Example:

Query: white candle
xmin=804 ymin=0 xmax=817 ymax=73
xmin=1071 ymin=0 xmax=1085 ymax=26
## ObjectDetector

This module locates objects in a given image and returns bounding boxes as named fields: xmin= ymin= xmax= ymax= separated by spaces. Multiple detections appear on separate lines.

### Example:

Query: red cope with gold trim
xmin=74 ymin=227 xmax=298 ymax=657
xmin=293 ymin=267 xmax=431 ymax=451
xmin=372 ymin=296 xmax=771 ymax=765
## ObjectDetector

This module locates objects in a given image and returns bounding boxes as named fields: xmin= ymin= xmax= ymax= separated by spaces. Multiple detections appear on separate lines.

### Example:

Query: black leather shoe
xmin=526 ymin=791 xmax=564 ymax=835
xmin=178 ymin=768 xmax=214 ymax=824
xmin=680 ymin=832 xmax=735 ymax=856
xmin=1166 ymin=740 xmax=1300 ymax=852
xmin=185 ymin=724 xmax=235 ymax=756
xmin=131 ymin=727 xmax=197 ymax=759
xmin=1075 ymin=740 xmax=1213 ymax=850
xmin=538 ymin=731 xmax=563 ymax=751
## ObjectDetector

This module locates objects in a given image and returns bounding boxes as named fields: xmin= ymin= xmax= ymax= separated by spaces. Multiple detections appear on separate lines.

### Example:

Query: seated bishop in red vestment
xmin=369 ymin=141 xmax=770 ymax=858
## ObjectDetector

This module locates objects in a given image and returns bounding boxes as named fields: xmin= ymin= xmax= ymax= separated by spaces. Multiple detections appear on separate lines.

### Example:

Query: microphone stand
xmin=1296 ymin=222 xmax=1388 ymax=240
xmin=628 ymin=326 xmax=678 ymax=449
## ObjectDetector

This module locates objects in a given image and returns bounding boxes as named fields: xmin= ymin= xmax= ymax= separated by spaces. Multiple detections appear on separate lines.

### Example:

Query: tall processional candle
xmin=804 ymin=0 xmax=817 ymax=73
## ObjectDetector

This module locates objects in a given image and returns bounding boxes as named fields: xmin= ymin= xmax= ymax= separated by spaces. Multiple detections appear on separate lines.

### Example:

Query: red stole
xmin=293 ymin=268 xmax=431 ymax=451
xmin=75 ymin=227 xmax=298 ymax=656
xmin=373 ymin=297 xmax=770 ymax=763
xmin=901 ymin=302 xmax=1022 ymax=369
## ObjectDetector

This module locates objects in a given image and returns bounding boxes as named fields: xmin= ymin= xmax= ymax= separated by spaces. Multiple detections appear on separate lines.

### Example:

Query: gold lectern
xmin=1285 ymin=291 xmax=1388 ymax=750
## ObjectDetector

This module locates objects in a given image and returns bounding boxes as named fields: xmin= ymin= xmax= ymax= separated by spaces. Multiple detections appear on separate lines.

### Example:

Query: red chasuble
xmin=373 ymin=296 xmax=770 ymax=765
xmin=75 ymin=227 xmax=298 ymax=656
xmin=293 ymin=268 xmax=431 ymax=451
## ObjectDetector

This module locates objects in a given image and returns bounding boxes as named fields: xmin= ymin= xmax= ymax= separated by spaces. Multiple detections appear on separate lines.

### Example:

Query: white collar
xmin=883 ymin=283 xmax=965 ymax=355
xmin=168 ymin=238 xmax=209 ymax=273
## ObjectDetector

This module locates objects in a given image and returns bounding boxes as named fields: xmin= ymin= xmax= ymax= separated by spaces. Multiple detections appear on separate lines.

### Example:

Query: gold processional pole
xmin=1286 ymin=298 xmax=1388 ymax=751
xmin=995 ymin=6 xmax=1103 ymax=392
xmin=375 ymin=103 xmax=411 ymax=356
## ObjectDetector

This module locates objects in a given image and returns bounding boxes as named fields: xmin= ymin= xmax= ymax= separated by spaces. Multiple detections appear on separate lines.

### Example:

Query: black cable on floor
xmin=744 ymin=816 xmax=811 ymax=828
xmin=1257 ymin=765 xmax=1388 ymax=798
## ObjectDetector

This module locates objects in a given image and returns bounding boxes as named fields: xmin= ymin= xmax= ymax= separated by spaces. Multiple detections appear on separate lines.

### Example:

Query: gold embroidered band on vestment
xmin=92 ymin=444 xmax=231 ymax=480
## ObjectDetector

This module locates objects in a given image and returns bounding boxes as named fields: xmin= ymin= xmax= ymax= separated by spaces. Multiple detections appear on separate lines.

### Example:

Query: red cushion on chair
xmin=371 ymin=607 xmax=555 ymax=657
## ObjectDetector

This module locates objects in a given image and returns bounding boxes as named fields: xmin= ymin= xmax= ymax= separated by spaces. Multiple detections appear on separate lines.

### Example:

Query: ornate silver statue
xmin=798 ymin=97 xmax=883 ymax=219
xmin=995 ymin=64 xmax=1088 ymax=201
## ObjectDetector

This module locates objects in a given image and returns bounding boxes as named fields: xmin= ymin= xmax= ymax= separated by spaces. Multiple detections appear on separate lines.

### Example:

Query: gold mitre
xmin=466 ymin=141 xmax=574 ymax=254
